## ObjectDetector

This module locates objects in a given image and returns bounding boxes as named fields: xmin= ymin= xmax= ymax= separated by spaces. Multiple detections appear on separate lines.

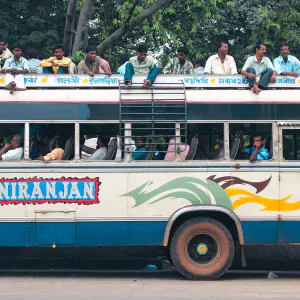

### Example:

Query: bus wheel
xmin=170 ymin=217 xmax=235 ymax=280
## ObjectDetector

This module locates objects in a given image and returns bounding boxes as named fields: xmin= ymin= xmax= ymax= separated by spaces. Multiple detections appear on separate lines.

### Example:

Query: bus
xmin=0 ymin=73 xmax=300 ymax=279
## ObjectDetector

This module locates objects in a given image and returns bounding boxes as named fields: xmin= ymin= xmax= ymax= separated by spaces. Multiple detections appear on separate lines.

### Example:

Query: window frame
xmin=185 ymin=121 xmax=226 ymax=161
xmin=0 ymin=121 xmax=27 ymax=161
xmin=228 ymin=121 xmax=276 ymax=162
xmin=279 ymin=123 xmax=300 ymax=162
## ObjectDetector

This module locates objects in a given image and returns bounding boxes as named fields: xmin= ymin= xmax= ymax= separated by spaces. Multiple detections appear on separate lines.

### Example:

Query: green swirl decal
xmin=122 ymin=177 xmax=232 ymax=209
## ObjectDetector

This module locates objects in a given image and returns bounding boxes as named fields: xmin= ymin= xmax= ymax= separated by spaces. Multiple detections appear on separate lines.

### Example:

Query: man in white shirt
xmin=2 ymin=46 xmax=29 ymax=94
xmin=0 ymin=134 xmax=24 ymax=161
xmin=204 ymin=41 xmax=237 ymax=75
xmin=241 ymin=43 xmax=276 ymax=94
xmin=88 ymin=133 xmax=110 ymax=160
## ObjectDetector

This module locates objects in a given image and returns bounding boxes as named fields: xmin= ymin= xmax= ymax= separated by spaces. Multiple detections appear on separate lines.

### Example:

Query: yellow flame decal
xmin=226 ymin=188 xmax=300 ymax=212
xmin=0 ymin=77 xmax=4 ymax=84
xmin=42 ymin=77 xmax=48 ymax=83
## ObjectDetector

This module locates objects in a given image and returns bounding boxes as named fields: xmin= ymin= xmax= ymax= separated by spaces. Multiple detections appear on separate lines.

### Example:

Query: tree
xmin=63 ymin=0 xmax=79 ymax=55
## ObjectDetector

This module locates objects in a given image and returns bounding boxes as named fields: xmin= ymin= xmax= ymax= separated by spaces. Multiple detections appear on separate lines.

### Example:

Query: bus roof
xmin=0 ymin=74 xmax=300 ymax=105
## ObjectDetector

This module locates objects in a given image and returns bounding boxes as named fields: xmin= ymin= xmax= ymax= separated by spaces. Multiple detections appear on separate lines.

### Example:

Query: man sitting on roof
xmin=78 ymin=45 xmax=112 ymax=77
xmin=240 ymin=135 xmax=269 ymax=162
xmin=204 ymin=41 xmax=237 ymax=75
xmin=1 ymin=46 xmax=29 ymax=94
xmin=36 ymin=135 xmax=64 ymax=162
xmin=163 ymin=46 xmax=194 ymax=75
xmin=241 ymin=43 xmax=276 ymax=94
xmin=117 ymin=54 xmax=130 ymax=75
xmin=0 ymin=38 xmax=13 ymax=70
xmin=40 ymin=45 xmax=72 ymax=74
xmin=0 ymin=134 xmax=24 ymax=161
xmin=124 ymin=44 xmax=160 ymax=89
xmin=273 ymin=44 xmax=300 ymax=78
xmin=194 ymin=59 xmax=205 ymax=75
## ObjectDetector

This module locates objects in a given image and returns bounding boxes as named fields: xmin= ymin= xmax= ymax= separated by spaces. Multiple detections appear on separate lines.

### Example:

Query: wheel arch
xmin=163 ymin=205 xmax=244 ymax=247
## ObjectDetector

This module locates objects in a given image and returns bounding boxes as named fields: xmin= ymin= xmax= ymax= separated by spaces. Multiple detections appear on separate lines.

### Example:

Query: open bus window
xmin=0 ymin=123 xmax=24 ymax=162
xmin=185 ymin=123 xmax=224 ymax=160
xmin=130 ymin=123 xmax=183 ymax=161
xmin=229 ymin=123 xmax=272 ymax=161
xmin=29 ymin=123 xmax=75 ymax=161
xmin=80 ymin=123 xmax=121 ymax=161
xmin=282 ymin=129 xmax=300 ymax=160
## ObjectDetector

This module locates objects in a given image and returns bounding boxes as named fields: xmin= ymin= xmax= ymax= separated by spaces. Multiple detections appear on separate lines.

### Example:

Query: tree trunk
xmin=97 ymin=0 xmax=176 ymax=56
xmin=63 ymin=0 xmax=78 ymax=55
xmin=72 ymin=0 xmax=96 ymax=55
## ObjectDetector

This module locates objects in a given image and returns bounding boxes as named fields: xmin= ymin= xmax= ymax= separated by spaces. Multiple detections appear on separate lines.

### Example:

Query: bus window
xmin=80 ymin=123 xmax=120 ymax=161
xmin=282 ymin=129 xmax=300 ymax=160
xmin=185 ymin=123 xmax=224 ymax=160
xmin=130 ymin=123 xmax=180 ymax=161
xmin=0 ymin=123 xmax=25 ymax=162
xmin=29 ymin=123 xmax=75 ymax=161
xmin=229 ymin=123 xmax=272 ymax=161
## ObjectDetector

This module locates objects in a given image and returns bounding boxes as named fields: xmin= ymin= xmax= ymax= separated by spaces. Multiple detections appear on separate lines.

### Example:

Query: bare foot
xmin=256 ymin=87 xmax=262 ymax=94
xmin=251 ymin=85 xmax=261 ymax=94
xmin=142 ymin=80 xmax=151 ymax=89
xmin=126 ymin=81 xmax=132 ymax=89
xmin=9 ymin=89 xmax=14 ymax=94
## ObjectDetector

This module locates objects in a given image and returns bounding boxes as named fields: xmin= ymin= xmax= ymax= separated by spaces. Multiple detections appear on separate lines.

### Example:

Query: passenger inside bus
xmin=132 ymin=137 xmax=147 ymax=160
xmin=0 ymin=134 xmax=23 ymax=161
xmin=36 ymin=135 xmax=64 ymax=162
xmin=88 ymin=133 xmax=110 ymax=160
xmin=238 ymin=134 xmax=270 ymax=161
xmin=230 ymin=123 xmax=272 ymax=160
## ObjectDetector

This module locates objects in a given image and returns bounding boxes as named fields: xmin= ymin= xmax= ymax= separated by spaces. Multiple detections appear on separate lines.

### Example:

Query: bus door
xmin=279 ymin=124 xmax=300 ymax=243
xmin=229 ymin=122 xmax=280 ymax=245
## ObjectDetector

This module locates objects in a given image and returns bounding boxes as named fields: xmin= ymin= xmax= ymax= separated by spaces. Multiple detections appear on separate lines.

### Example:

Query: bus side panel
xmin=279 ymin=169 xmax=300 ymax=243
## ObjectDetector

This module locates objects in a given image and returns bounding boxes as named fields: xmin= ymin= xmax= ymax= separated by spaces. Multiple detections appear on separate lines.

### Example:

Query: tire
xmin=170 ymin=217 xmax=235 ymax=280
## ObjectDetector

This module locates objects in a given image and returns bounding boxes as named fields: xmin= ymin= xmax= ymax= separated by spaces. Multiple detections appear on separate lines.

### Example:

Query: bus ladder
xmin=118 ymin=79 xmax=187 ymax=158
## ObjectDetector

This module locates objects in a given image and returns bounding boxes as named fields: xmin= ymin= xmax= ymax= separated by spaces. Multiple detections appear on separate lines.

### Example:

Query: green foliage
xmin=0 ymin=0 xmax=68 ymax=56
xmin=1 ymin=0 xmax=299 ymax=71
xmin=70 ymin=50 xmax=85 ymax=64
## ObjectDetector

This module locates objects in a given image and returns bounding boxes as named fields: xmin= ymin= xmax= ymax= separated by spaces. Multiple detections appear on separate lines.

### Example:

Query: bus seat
xmin=186 ymin=135 xmax=198 ymax=160
xmin=103 ymin=138 xmax=118 ymax=160
xmin=164 ymin=138 xmax=190 ymax=161
xmin=29 ymin=136 xmax=38 ymax=159
xmin=266 ymin=136 xmax=273 ymax=158
xmin=48 ymin=135 xmax=59 ymax=152
xmin=145 ymin=138 xmax=157 ymax=160
xmin=62 ymin=136 xmax=74 ymax=160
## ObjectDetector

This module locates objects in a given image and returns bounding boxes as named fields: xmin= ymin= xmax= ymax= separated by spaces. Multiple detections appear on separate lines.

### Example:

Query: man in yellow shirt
xmin=40 ymin=45 xmax=72 ymax=74
xmin=36 ymin=135 xmax=64 ymax=162
xmin=0 ymin=39 xmax=13 ymax=70
xmin=124 ymin=44 xmax=160 ymax=88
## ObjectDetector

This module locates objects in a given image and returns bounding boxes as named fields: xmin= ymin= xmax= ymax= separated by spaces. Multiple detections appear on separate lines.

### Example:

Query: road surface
xmin=1 ymin=271 xmax=300 ymax=299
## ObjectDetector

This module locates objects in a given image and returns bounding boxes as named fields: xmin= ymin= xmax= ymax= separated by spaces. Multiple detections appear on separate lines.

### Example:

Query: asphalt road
xmin=1 ymin=271 xmax=300 ymax=300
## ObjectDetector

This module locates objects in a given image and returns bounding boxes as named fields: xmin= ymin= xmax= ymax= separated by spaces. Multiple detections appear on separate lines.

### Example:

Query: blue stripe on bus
xmin=241 ymin=221 xmax=279 ymax=244
xmin=0 ymin=221 xmax=167 ymax=247
xmin=1 ymin=220 xmax=300 ymax=247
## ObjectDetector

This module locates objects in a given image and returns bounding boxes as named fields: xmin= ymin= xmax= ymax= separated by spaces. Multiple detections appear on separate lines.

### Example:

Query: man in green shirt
xmin=241 ymin=43 xmax=276 ymax=94
xmin=124 ymin=44 xmax=160 ymax=88
xmin=78 ymin=45 xmax=111 ymax=77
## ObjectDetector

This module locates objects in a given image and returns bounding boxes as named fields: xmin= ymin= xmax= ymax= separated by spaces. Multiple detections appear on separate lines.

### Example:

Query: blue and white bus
xmin=0 ymin=73 xmax=300 ymax=279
